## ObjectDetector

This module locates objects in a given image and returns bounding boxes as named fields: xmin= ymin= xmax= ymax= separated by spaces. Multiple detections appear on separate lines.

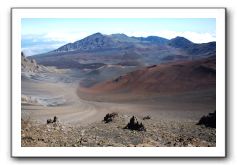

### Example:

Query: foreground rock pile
xmin=21 ymin=113 xmax=216 ymax=147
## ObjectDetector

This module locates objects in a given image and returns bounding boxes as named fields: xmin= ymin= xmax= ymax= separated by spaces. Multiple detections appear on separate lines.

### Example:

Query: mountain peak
xmin=171 ymin=36 xmax=193 ymax=43
xmin=168 ymin=36 xmax=193 ymax=48
xmin=54 ymin=32 xmax=116 ymax=52
xmin=90 ymin=32 xmax=104 ymax=37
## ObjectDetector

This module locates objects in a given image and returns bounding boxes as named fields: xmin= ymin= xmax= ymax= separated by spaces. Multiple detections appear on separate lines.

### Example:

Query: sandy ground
xmin=21 ymin=71 xmax=216 ymax=147
xmin=22 ymin=79 xmax=109 ymax=125
xmin=22 ymin=71 xmax=215 ymax=126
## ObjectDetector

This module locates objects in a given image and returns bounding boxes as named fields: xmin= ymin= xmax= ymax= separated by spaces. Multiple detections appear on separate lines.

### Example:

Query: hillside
xmin=82 ymin=56 xmax=216 ymax=94
xmin=21 ymin=52 xmax=56 ymax=73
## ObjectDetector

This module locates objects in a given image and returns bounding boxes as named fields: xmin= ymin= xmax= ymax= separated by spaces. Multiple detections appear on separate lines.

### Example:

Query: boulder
xmin=143 ymin=115 xmax=151 ymax=120
xmin=47 ymin=119 xmax=53 ymax=124
xmin=53 ymin=116 xmax=58 ymax=123
xmin=103 ymin=113 xmax=118 ymax=123
xmin=197 ymin=111 xmax=216 ymax=128
xmin=124 ymin=116 xmax=146 ymax=131
xmin=47 ymin=116 xmax=59 ymax=124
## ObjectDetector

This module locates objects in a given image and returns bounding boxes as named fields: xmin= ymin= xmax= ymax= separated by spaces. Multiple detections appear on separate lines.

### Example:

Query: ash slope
xmin=80 ymin=56 xmax=216 ymax=95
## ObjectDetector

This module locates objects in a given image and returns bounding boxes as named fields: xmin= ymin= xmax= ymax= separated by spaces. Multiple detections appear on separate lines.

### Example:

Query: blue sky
xmin=21 ymin=18 xmax=216 ymax=56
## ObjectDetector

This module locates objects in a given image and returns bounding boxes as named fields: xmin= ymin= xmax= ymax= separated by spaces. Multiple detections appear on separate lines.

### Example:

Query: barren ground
xmin=21 ymin=70 xmax=216 ymax=147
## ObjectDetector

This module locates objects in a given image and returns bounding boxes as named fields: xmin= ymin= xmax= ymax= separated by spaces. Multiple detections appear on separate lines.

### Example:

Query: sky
xmin=21 ymin=18 xmax=216 ymax=56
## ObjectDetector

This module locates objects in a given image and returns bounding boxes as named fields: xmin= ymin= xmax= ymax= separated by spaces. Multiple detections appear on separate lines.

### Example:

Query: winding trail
xmin=22 ymin=71 xmax=215 ymax=126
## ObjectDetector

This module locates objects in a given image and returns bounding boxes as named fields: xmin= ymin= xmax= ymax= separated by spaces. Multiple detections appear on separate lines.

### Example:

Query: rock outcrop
xmin=47 ymin=116 xmax=59 ymax=124
xmin=21 ymin=51 xmax=54 ymax=73
xmin=197 ymin=111 xmax=216 ymax=128
xmin=103 ymin=113 xmax=118 ymax=123
xmin=124 ymin=116 xmax=146 ymax=131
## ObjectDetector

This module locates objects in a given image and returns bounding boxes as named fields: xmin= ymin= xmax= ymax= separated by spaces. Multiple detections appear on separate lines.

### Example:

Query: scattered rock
xmin=22 ymin=112 xmax=216 ymax=147
xmin=143 ymin=115 xmax=151 ymax=120
xmin=124 ymin=116 xmax=146 ymax=131
xmin=103 ymin=112 xmax=118 ymax=123
xmin=197 ymin=111 xmax=216 ymax=128
xmin=127 ymin=144 xmax=135 ymax=147
xmin=47 ymin=116 xmax=59 ymax=124
xmin=53 ymin=116 xmax=58 ymax=123
xmin=47 ymin=119 xmax=53 ymax=124
xmin=113 ymin=76 xmax=123 ymax=83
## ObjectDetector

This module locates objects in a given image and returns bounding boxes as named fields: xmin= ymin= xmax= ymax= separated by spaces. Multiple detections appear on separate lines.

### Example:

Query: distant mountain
xmin=168 ymin=36 xmax=193 ymax=49
xmin=31 ymin=33 xmax=216 ymax=69
xmin=169 ymin=36 xmax=216 ymax=56
xmin=53 ymin=33 xmax=169 ymax=53
xmin=186 ymin=42 xmax=216 ymax=56
xmin=54 ymin=33 xmax=117 ymax=52
xmin=134 ymin=36 xmax=169 ymax=45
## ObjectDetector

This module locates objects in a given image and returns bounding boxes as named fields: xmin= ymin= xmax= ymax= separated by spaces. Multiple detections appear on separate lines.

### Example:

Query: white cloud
xmin=126 ymin=31 xmax=216 ymax=43
xmin=156 ymin=31 xmax=216 ymax=43
xmin=43 ymin=32 xmax=90 ymax=43
xmin=22 ymin=43 xmax=66 ymax=56
xmin=21 ymin=32 xmax=91 ymax=56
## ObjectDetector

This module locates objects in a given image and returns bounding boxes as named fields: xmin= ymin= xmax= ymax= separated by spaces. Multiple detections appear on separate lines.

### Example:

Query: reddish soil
xmin=80 ymin=56 xmax=216 ymax=95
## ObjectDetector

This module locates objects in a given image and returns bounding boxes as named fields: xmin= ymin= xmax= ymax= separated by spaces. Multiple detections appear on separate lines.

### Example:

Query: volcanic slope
xmin=80 ymin=56 xmax=216 ymax=95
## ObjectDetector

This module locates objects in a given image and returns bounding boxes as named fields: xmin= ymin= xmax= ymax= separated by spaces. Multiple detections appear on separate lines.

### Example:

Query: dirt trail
xmin=22 ymin=70 xmax=215 ymax=126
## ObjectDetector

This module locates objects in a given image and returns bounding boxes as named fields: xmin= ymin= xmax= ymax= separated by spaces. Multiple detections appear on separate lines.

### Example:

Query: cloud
xmin=156 ymin=31 xmax=216 ymax=43
xmin=21 ymin=35 xmax=67 ymax=56
xmin=126 ymin=31 xmax=216 ymax=43
xmin=43 ymin=32 xmax=90 ymax=43
xmin=22 ymin=43 xmax=65 ymax=56
xmin=21 ymin=32 xmax=91 ymax=56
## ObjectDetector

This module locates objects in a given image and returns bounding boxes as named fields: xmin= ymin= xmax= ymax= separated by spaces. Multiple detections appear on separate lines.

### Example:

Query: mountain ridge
xmin=30 ymin=33 xmax=216 ymax=69
xmin=52 ymin=33 xmax=171 ymax=53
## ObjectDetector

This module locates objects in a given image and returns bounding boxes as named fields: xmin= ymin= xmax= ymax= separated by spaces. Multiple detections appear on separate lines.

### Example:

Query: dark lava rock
xmin=143 ymin=115 xmax=151 ymax=120
xmin=197 ymin=111 xmax=216 ymax=128
xmin=53 ymin=116 xmax=58 ymax=123
xmin=103 ymin=113 xmax=118 ymax=123
xmin=47 ymin=116 xmax=59 ymax=124
xmin=47 ymin=119 xmax=53 ymax=124
xmin=124 ymin=116 xmax=146 ymax=131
